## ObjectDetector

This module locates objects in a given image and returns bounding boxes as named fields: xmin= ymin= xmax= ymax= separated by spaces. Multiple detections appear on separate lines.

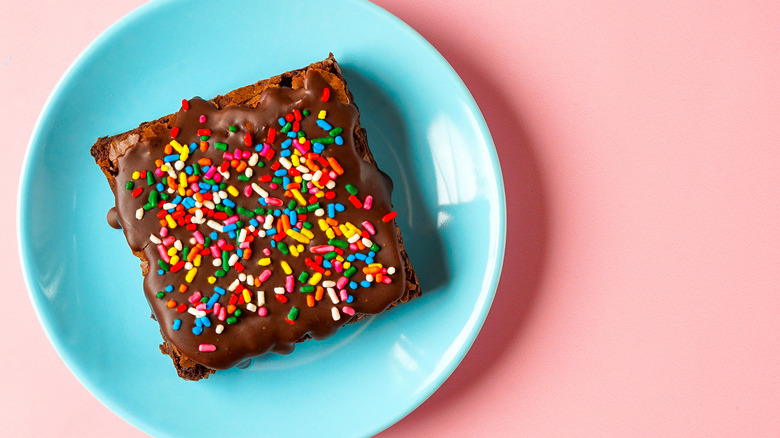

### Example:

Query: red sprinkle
xmin=349 ymin=195 xmax=363 ymax=208
xmin=321 ymin=87 xmax=331 ymax=102
xmin=171 ymin=127 xmax=180 ymax=138
xmin=382 ymin=211 xmax=397 ymax=222
xmin=181 ymin=99 xmax=189 ymax=110
xmin=267 ymin=128 xmax=276 ymax=144
xmin=131 ymin=187 xmax=143 ymax=198
xmin=276 ymin=294 xmax=288 ymax=304
xmin=244 ymin=132 xmax=252 ymax=147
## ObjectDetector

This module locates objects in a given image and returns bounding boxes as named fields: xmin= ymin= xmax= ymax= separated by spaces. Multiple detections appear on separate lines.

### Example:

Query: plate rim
xmin=17 ymin=0 xmax=507 ymax=435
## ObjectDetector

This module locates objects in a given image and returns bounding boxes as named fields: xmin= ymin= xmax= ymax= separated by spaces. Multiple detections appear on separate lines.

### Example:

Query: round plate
xmin=18 ymin=0 xmax=505 ymax=436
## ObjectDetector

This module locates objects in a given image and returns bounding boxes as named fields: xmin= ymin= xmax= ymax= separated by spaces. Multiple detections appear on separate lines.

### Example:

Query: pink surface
xmin=4 ymin=0 xmax=779 ymax=436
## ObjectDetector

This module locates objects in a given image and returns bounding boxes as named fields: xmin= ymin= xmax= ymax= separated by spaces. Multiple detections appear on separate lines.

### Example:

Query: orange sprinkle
xmin=315 ymin=286 xmax=324 ymax=301
xmin=328 ymin=157 xmax=344 ymax=175
xmin=198 ymin=158 xmax=212 ymax=166
xmin=227 ymin=304 xmax=236 ymax=314
xmin=306 ymin=295 xmax=315 ymax=307
xmin=166 ymin=300 xmax=177 ymax=309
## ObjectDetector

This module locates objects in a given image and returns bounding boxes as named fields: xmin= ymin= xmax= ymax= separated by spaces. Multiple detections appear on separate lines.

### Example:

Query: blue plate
xmin=18 ymin=0 xmax=505 ymax=436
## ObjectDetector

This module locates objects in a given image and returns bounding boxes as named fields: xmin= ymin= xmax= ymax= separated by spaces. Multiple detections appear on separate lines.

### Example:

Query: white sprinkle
xmin=203 ymin=200 xmax=215 ymax=210
xmin=149 ymin=234 xmax=162 ymax=244
xmin=263 ymin=214 xmax=274 ymax=230
xmin=173 ymin=239 xmax=183 ymax=251
xmin=366 ymin=274 xmax=374 ymax=282
xmin=228 ymin=278 xmax=240 ymax=291
xmin=245 ymin=168 xmax=253 ymax=178
xmin=328 ymin=288 xmax=339 ymax=304
xmin=216 ymin=324 xmax=224 ymax=334
xmin=187 ymin=308 xmax=206 ymax=318
xmin=325 ymin=180 xmax=336 ymax=189
xmin=331 ymin=307 xmax=341 ymax=321
xmin=279 ymin=157 xmax=292 ymax=169
xmin=207 ymin=220 xmax=224 ymax=232
xmin=228 ymin=254 xmax=239 ymax=266
xmin=314 ymin=208 xmax=325 ymax=217
xmin=212 ymin=259 xmax=222 ymax=267
xmin=296 ymin=165 xmax=310 ymax=174
xmin=322 ymin=280 xmax=336 ymax=288
xmin=246 ymin=303 xmax=257 ymax=312
xmin=135 ymin=208 xmax=144 ymax=220
xmin=312 ymin=170 xmax=323 ymax=181
xmin=174 ymin=160 xmax=185 ymax=171
xmin=387 ymin=267 xmax=396 ymax=275
xmin=238 ymin=272 xmax=247 ymax=281
xmin=184 ymin=262 xmax=193 ymax=270
xmin=348 ymin=234 xmax=361 ymax=243
xmin=251 ymin=183 xmax=269 ymax=198
xmin=248 ymin=153 xmax=259 ymax=166
xmin=162 ymin=203 xmax=177 ymax=210
xmin=257 ymin=291 xmax=265 ymax=307
xmin=274 ymin=287 xmax=285 ymax=295
xmin=246 ymin=274 xmax=254 ymax=286
xmin=362 ymin=238 xmax=374 ymax=248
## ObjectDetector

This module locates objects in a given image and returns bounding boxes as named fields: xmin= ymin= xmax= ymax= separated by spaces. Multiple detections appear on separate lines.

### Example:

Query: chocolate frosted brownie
xmin=91 ymin=55 xmax=420 ymax=380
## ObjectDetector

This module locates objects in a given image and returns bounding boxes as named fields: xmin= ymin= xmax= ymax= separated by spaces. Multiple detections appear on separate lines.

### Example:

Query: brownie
xmin=91 ymin=55 xmax=420 ymax=380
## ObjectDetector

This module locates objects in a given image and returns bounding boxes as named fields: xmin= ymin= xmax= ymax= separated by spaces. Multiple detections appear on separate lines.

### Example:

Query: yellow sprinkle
xmin=258 ymin=257 xmax=271 ymax=266
xmin=368 ymin=263 xmax=383 ymax=268
xmin=281 ymin=261 xmax=292 ymax=275
xmin=309 ymin=272 xmax=322 ymax=285
xmin=193 ymin=254 xmax=201 ymax=267
xmin=315 ymin=191 xmax=325 ymax=198
xmin=318 ymin=110 xmax=327 ymax=119
xmin=291 ymin=154 xmax=300 ymax=167
xmin=325 ymin=229 xmax=336 ymax=239
xmin=160 ymin=164 xmax=169 ymax=172
xmin=291 ymin=189 xmax=307 ymax=206
xmin=132 ymin=171 xmax=141 ymax=180
xmin=289 ymin=245 xmax=299 ymax=257
xmin=208 ymin=276 xmax=216 ymax=284
xmin=297 ymin=244 xmax=304 ymax=253
xmin=318 ymin=219 xmax=329 ymax=231
xmin=167 ymin=247 xmax=177 ymax=257
xmin=285 ymin=229 xmax=310 ymax=244
xmin=294 ymin=176 xmax=302 ymax=183
xmin=180 ymin=148 xmax=189 ymax=162
xmin=169 ymin=255 xmax=180 ymax=266
xmin=169 ymin=140 xmax=184 ymax=152
xmin=179 ymin=172 xmax=187 ymax=195
xmin=165 ymin=215 xmax=177 ymax=229
xmin=300 ymin=228 xmax=314 ymax=239
xmin=185 ymin=268 xmax=197 ymax=283
xmin=340 ymin=224 xmax=354 ymax=238
xmin=298 ymin=136 xmax=306 ymax=143
xmin=243 ymin=289 xmax=251 ymax=304
xmin=343 ymin=261 xmax=351 ymax=270
xmin=227 ymin=185 xmax=239 ymax=197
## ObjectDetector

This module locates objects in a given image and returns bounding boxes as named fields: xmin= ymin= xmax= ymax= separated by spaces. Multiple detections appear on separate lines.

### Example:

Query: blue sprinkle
xmin=334 ymin=203 xmax=345 ymax=212
xmin=355 ymin=253 xmax=367 ymax=261
xmin=258 ymin=197 xmax=267 ymax=206
xmin=206 ymin=294 xmax=219 ymax=309
xmin=164 ymin=154 xmax=179 ymax=162
xmin=287 ymin=130 xmax=297 ymax=138
xmin=280 ymin=149 xmax=292 ymax=157
xmin=316 ymin=120 xmax=332 ymax=131
xmin=349 ymin=281 xmax=358 ymax=290
xmin=237 ymin=249 xmax=243 ymax=258
xmin=165 ymin=285 xmax=174 ymax=292
xmin=195 ymin=318 xmax=203 ymax=327
xmin=200 ymin=316 xmax=212 ymax=328
xmin=182 ymin=198 xmax=195 ymax=209
xmin=210 ymin=231 xmax=218 ymax=240
xmin=214 ymin=286 xmax=226 ymax=295
xmin=192 ymin=325 xmax=203 ymax=335
xmin=172 ymin=196 xmax=182 ymax=204
xmin=249 ymin=219 xmax=259 ymax=227
xmin=185 ymin=166 xmax=193 ymax=175
xmin=328 ymin=204 xmax=335 ymax=218
xmin=158 ymin=269 xmax=165 ymax=275
xmin=156 ymin=183 xmax=165 ymax=191
xmin=278 ymin=117 xmax=286 ymax=126
xmin=365 ymin=257 xmax=374 ymax=264
xmin=255 ymin=144 xmax=263 ymax=152
xmin=313 ymin=143 xmax=325 ymax=154
xmin=282 ymin=176 xmax=291 ymax=188
xmin=223 ymin=223 xmax=237 ymax=232
xmin=266 ymin=228 xmax=277 ymax=236
xmin=172 ymin=319 xmax=181 ymax=330
xmin=228 ymin=230 xmax=236 ymax=239
xmin=335 ymin=135 xmax=343 ymax=145
xmin=346 ymin=255 xmax=356 ymax=262
xmin=199 ymin=182 xmax=211 ymax=190
xmin=189 ymin=143 xmax=198 ymax=152
xmin=274 ymin=169 xmax=287 ymax=177
xmin=360 ymin=280 xmax=371 ymax=288
xmin=271 ymin=240 xmax=277 ymax=248
xmin=346 ymin=295 xmax=354 ymax=303
xmin=211 ymin=184 xmax=219 ymax=191
xmin=274 ymin=209 xmax=282 ymax=217
xmin=222 ymin=198 xmax=236 ymax=208
xmin=289 ymin=211 xmax=297 ymax=225
xmin=323 ymin=260 xmax=332 ymax=268
xmin=281 ymin=139 xmax=292 ymax=149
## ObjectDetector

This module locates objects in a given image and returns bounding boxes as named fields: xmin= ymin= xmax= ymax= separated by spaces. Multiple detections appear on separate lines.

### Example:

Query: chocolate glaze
xmin=112 ymin=70 xmax=406 ymax=370
xmin=107 ymin=207 xmax=121 ymax=229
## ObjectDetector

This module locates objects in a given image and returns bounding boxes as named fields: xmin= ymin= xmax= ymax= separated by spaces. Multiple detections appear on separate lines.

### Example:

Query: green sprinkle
xmin=280 ymin=121 xmax=292 ymax=134
xmin=143 ymin=202 xmax=154 ymax=211
xmin=298 ymin=272 xmax=309 ymax=282
xmin=156 ymin=291 xmax=165 ymax=299
xmin=310 ymin=137 xmax=334 ymax=145
xmin=278 ymin=242 xmax=289 ymax=255
xmin=147 ymin=172 xmax=155 ymax=186
xmin=192 ymin=163 xmax=201 ymax=175
xmin=345 ymin=184 xmax=358 ymax=195
xmin=224 ymin=207 xmax=235 ymax=217
xmin=344 ymin=266 xmax=357 ymax=278
xmin=306 ymin=203 xmax=320 ymax=212
xmin=302 ymin=221 xmax=313 ymax=229
xmin=158 ymin=260 xmax=170 ymax=271
xmin=215 ymin=204 xmax=226 ymax=212
xmin=201 ymin=297 xmax=209 ymax=303
xmin=148 ymin=190 xmax=158 ymax=206
xmin=323 ymin=251 xmax=337 ymax=260
xmin=203 ymin=178 xmax=216 ymax=185
xmin=302 ymin=109 xmax=310 ymax=116
xmin=256 ymin=161 xmax=264 ymax=168
xmin=182 ymin=247 xmax=190 ymax=260
xmin=234 ymin=309 xmax=242 ymax=317
xmin=200 ymin=135 xmax=209 ymax=141
xmin=214 ymin=142 xmax=228 ymax=151
xmin=287 ymin=307 xmax=299 ymax=320
xmin=160 ymin=192 xmax=170 ymax=201
xmin=237 ymin=207 xmax=254 ymax=217
xmin=288 ymin=200 xmax=297 ymax=210
xmin=254 ymin=208 xmax=266 ymax=215
xmin=329 ymin=239 xmax=349 ymax=249
xmin=370 ymin=243 xmax=380 ymax=252
xmin=300 ymin=285 xmax=315 ymax=293
xmin=126 ymin=181 xmax=134 ymax=190
xmin=296 ymin=207 xmax=307 ymax=214
xmin=215 ymin=269 xmax=227 ymax=277
xmin=229 ymin=125 xmax=237 ymax=132
xmin=297 ymin=130 xmax=306 ymax=139
xmin=219 ymin=183 xmax=227 ymax=190
xmin=272 ymin=177 xmax=283 ymax=185
xmin=226 ymin=316 xmax=237 ymax=324
xmin=238 ymin=175 xmax=250 ymax=181
xmin=221 ymin=251 xmax=229 ymax=271
xmin=329 ymin=127 xmax=343 ymax=137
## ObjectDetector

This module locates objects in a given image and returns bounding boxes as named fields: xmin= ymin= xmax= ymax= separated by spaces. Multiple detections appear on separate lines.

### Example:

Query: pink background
xmin=3 ymin=0 xmax=779 ymax=436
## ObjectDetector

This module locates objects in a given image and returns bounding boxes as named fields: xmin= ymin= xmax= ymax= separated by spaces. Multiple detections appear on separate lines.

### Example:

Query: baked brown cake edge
xmin=91 ymin=54 xmax=421 ymax=380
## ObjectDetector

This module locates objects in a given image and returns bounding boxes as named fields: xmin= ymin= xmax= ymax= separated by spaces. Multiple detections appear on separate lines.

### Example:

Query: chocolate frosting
xmin=112 ymin=70 xmax=406 ymax=370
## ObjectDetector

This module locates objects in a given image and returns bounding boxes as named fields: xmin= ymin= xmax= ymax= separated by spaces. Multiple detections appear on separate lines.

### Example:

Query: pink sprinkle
xmin=244 ymin=185 xmax=253 ymax=197
xmin=329 ymin=170 xmax=338 ymax=179
xmin=195 ymin=303 xmax=207 ymax=311
xmin=259 ymin=269 xmax=272 ymax=282
xmin=260 ymin=143 xmax=270 ymax=156
xmin=258 ymin=307 xmax=267 ymax=317
xmin=210 ymin=245 xmax=221 ymax=258
xmin=285 ymin=275 xmax=294 ymax=293
xmin=363 ymin=195 xmax=373 ymax=210
xmin=223 ymin=215 xmax=239 ymax=225
xmin=334 ymin=260 xmax=343 ymax=273
xmin=213 ymin=303 xmax=221 ymax=314
xmin=293 ymin=139 xmax=308 ymax=155
xmin=188 ymin=291 xmax=202 ymax=303
xmin=264 ymin=197 xmax=283 ymax=206
xmin=382 ymin=276 xmax=392 ymax=284
xmin=162 ymin=236 xmax=175 ymax=246
xmin=349 ymin=243 xmax=358 ymax=251
xmin=263 ymin=248 xmax=271 ymax=256
xmin=199 ymin=344 xmax=216 ymax=352
xmin=157 ymin=245 xmax=170 ymax=263
xmin=337 ymin=276 xmax=349 ymax=289
xmin=189 ymin=182 xmax=200 ymax=192
xmin=213 ymin=173 xmax=222 ymax=182
xmin=193 ymin=231 xmax=205 ymax=244
xmin=223 ymin=152 xmax=234 ymax=160
xmin=217 ymin=239 xmax=227 ymax=249
xmin=239 ymin=242 xmax=250 ymax=249
xmin=160 ymin=227 xmax=169 ymax=238
xmin=340 ymin=289 xmax=349 ymax=301
xmin=269 ymin=183 xmax=278 ymax=190
xmin=242 ymin=150 xmax=251 ymax=159
xmin=154 ymin=168 xmax=164 ymax=177
xmin=362 ymin=221 xmax=376 ymax=235
xmin=204 ymin=166 xmax=217 ymax=179
xmin=199 ymin=115 xmax=207 ymax=123
xmin=342 ymin=306 xmax=355 ymax=316
xmin=311 ymin=245 xmax=335 ymax=254
xmin=218 ymin=307 xmax=227 ymax=321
